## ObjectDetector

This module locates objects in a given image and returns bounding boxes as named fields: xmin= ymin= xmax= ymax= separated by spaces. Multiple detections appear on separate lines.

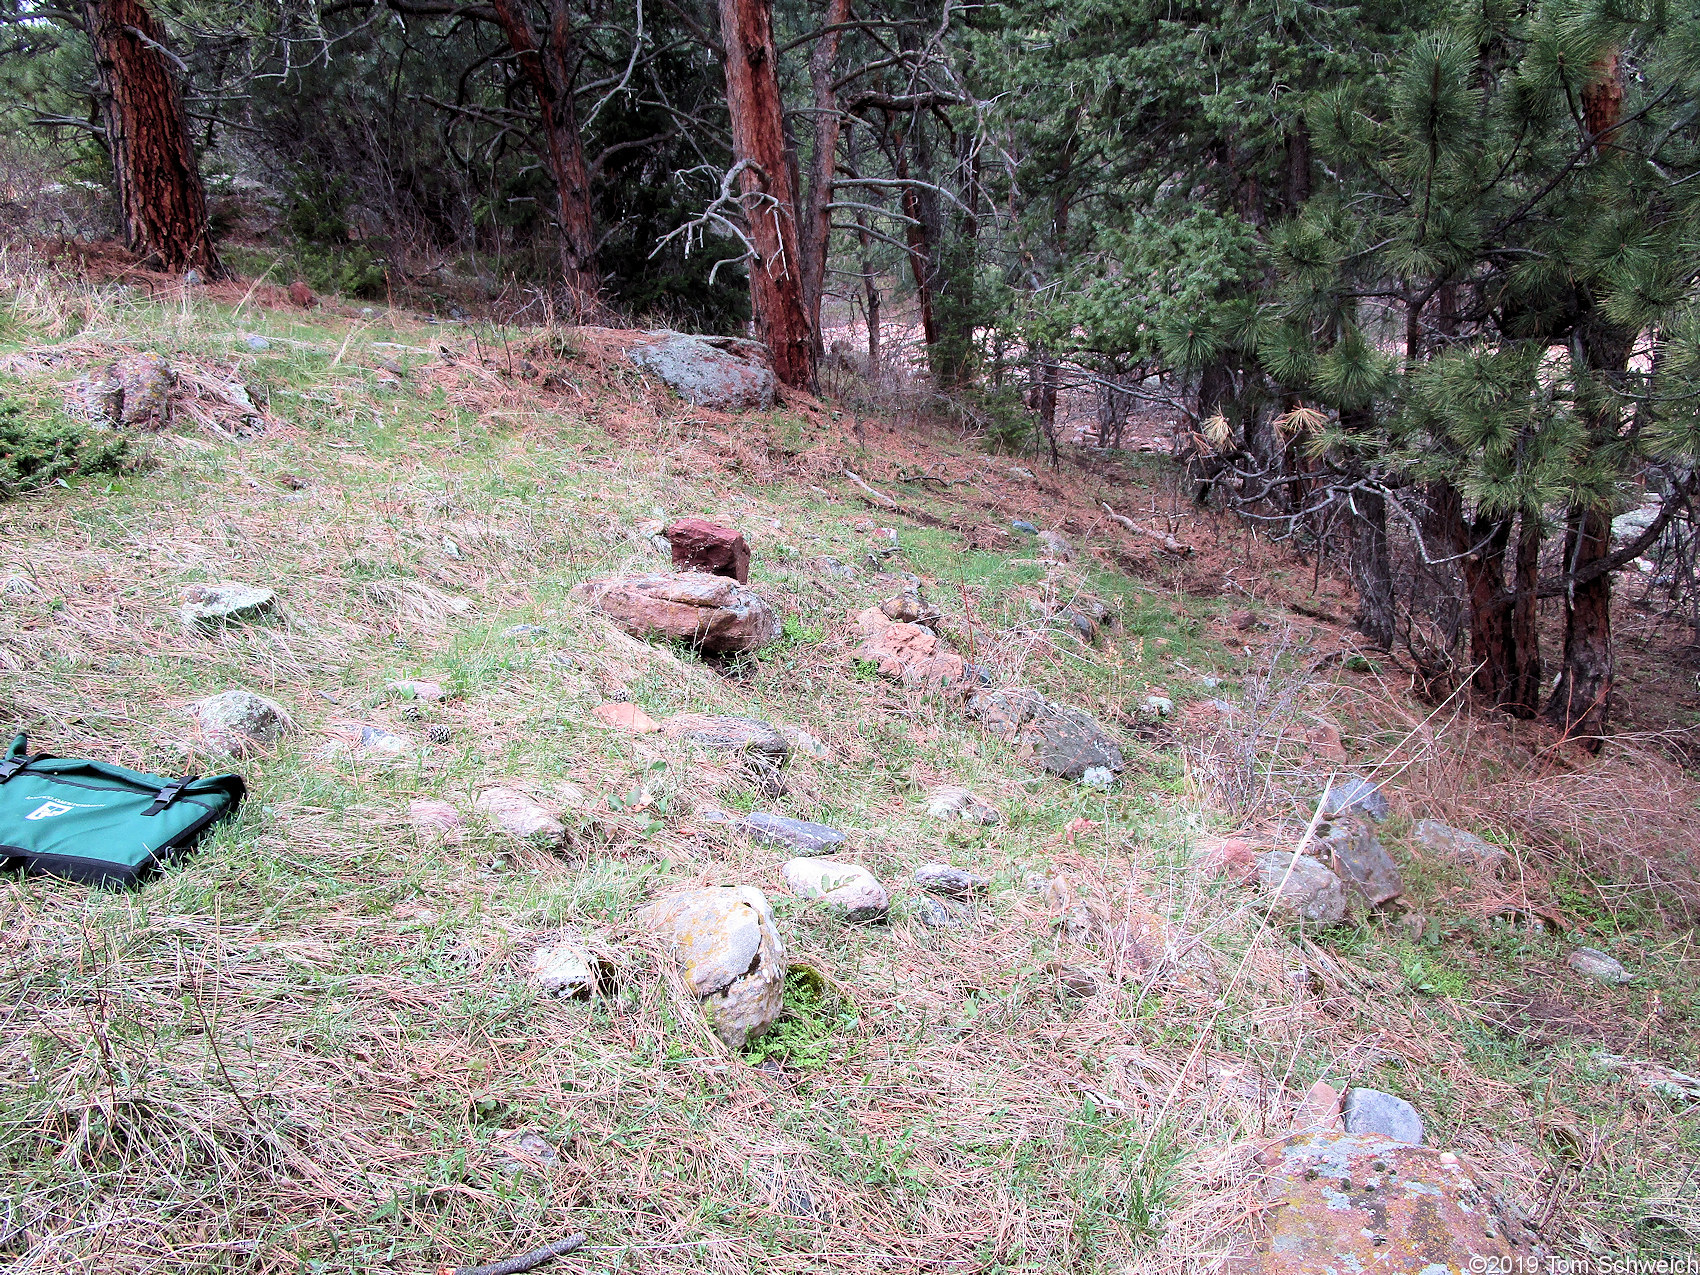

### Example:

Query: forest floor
xmin=0 ymin=256 xmax=1697 ymax=1274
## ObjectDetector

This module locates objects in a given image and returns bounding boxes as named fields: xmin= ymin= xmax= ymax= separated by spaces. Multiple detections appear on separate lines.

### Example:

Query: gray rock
xmin=742 ymin=812 xmax=845 ymax=855
xmin=1011 ymin=519 xmax=1038 ymax=534
xmin=1037 ymin=713 xmax=1124 ymax=780
xmin=1140 ymin=694 xmax=1174 ymax=718
xmin=915 ymin=895 xmax=973 ymax=929
xmin=923 ymin=785 xmax=1001 ymax=825
xmin=1568 ymin=946 xmax=1635 ymax=985
xmin=243 ymin=334 xmax=271 ymax=352
xmin=914 ymin=864 xmax=990 ymax=897
xmin=182 ymin=268 xmax=202 ymax=286
xmin=179 ymin=582 xmax=280 ymax=633
xmin=495 ymin=1128 xmax=559 ymax=1171
xmin=1080 ymin=765 xmax=1118 ymax=789
xmin=1413 ymin=819 xmax=1510 ymax=875
xmin=1319 ymin=776 xmax=1390 ymax=823
xmin=1317 ymin=818 xmax=1404 ymax=906
xmin=1037 ymin=529 xmax=1075 ymax=561
xmin=783 ymin=858 xmax=889 ymax=923
xmin=1256 ymin=851 xmax=1349 ymax=924
xmin=663 ymin=714 xmax=790 ymax=766
xmin=628 ymin=332 xmax=777 ymax=412
xmin=1342 ymin=1088 xmax=1424 ymax=1145
xmin=503 ymin=623 xmax=549 ymax=637
xmin=1196 ymin=675 xmax=1222 ymax=690
xmin=636 ymin=886 xmax=786 ymax=1047
xmin=528 ymin=931 xmax=598 ymax=997
xmin=473 ymin=788 xmax=566 ymax=843
xmin=356 ymin=726 xmax=411 ymax=757
xmin=192 ymin=689 xmax=291 ymax=756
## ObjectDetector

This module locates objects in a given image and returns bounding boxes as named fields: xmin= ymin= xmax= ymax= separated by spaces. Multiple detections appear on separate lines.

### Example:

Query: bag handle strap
xmin=141 ymin=774 xmax=200 ymax=816
xmin=0 ymin=753 xmax=47 ymax=784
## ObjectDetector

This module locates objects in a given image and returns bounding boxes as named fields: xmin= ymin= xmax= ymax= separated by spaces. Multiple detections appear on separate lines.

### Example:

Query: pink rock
xmin=408 ymin=799 xmax=462 ymax=832
xmin=592 ymin=702 xmax=660 ymax=733
xmin=850 ymin=606 xmax=969 ymax=685
xmin=665 ymin=518 xmax=750 ymax=584
xmin=571 ymin=572 xmax=780 ymax=654
xmin=1291 ymin=1080 xmax=1343 ymax=1135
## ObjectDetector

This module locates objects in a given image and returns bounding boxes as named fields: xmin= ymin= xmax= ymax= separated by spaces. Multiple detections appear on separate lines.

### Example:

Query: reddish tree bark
xmin=1507 ymin=514 xmax=1543 ymax=718
xmin=798 ymin=0 xmax=852 ymax=346
xmin=82 ymin=0 xmax=222 ymax=277
xmin=488 ymin=0 xmax=601 ymax=317
xmin=718 ymin=0 xmax=817 ymax=390
xmin=893 ymin=136 xmax=937 ymax=348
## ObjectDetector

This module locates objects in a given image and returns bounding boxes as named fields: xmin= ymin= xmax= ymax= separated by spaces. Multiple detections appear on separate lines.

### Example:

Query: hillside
xmin=0 ymin=264 xmax=1696 ymax=1274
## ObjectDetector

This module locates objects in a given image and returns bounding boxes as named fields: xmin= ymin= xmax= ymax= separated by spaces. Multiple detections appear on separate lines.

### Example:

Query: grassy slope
xmin=0 ymin=276 xmax=1695 ymax=1273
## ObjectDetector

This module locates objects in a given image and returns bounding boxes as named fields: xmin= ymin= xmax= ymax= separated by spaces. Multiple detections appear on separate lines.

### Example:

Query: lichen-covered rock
xmin=1568 ymin=946 xmax=1634 ymax=985
xmin=783 ymin=858 xmax=889 ymax=922
xmin=1256 ymin=851 xmax=1349 ymax=924
xmin=967 ymin=687 xmax=1125 ymax=781
xmin=572 ymin=572 xmax=780 ymax=653
xmin=1413 ymin=819 xmax=1510 ymax=875
xmin=528 ymin=930 xmax=598 ymax=997
xmin=923 ymin=785 xmax=1000 ymax=825
xmin=636 ymin=886 xmax=786 ymax=1047
xmin=913 ymin=864 xmax=990 ymax=897
xmin=1317 ymin=818 xmax=1404 ymax=907
xmin=742 ymin=812 xmax=845 ymax=855
xmin=1319 ymin=775 xmax=1390 ymax=822
xmin=1036 ymin=529 xmax=1075 ymax=561
xmin=191 ymin=689 xmax=291 ymax=756
xmin=179 ymin=583 xmax=280 ymax=633
xmin=1256 ymin=1133 xmax=1540 ymax=1273
xmin=628 ymin=332 xmax=776 ymax=412
xmin=661 ymin=714 xmax=790 ymax=765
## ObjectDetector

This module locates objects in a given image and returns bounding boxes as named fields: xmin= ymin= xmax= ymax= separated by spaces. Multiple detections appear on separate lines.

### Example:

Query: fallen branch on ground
xmin=845 ymin=469 xmax=900 ymax=511
xmin=1101 ymin=503 xmax=1192 ymax=555
xmin=439 ymin=1234 xmax=587 ymax=1275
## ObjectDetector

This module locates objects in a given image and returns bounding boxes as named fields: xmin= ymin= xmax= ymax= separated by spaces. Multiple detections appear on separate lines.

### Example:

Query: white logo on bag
xmin=26 ymin=800 xmax=77 ymax=820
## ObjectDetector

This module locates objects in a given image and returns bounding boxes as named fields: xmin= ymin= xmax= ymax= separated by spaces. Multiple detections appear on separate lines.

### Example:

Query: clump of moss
xmin=0 ymin=395 xmax=128 ymax=498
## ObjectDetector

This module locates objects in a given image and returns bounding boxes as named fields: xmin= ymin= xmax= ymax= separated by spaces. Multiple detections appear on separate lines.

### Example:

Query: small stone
xmin=914 ymin=864 xmax=990 ymax=897
xmin=1196 ymin=675 xmax=1222 ymax=690
xmin=742 ymin=812 xmax=845 ymax=855
xmin=1412 ymin=819 xmax=1510 ymax=875
xmin=923 ymin=785 xmax=1000 ymax=825
xmin=1037 ymin=529 xmax=1075 ymax=561
xmin=1256 ymin=851 xmax=1349 ymax=924
xmin=473 ymin=788 xmax=566 ymax=843
xmin=916 ymin=895 xmax=972 ymax=929
xmin=529 ymin=931 xmax=598 ymax=997
xmin=1011 ymin=519 xmax=1038 ymax=534
xmin=664 ymin=518 xmax=751 ymax=584
xmin=636 ymin=886 xmax=786 ymax=1047
xmin=1195 ymin=836 xmax=1259 ymax=886
xmin=592 ymin=701 xmax=660 ymax=733
xmin=1568 ymin=947 xmax=1635 ymax=985
xmin=1054 ymin=965 xmax=1098 ymax=997
xmin=778 ymin=725 xmax=831 ymax=759
xmin=243 ymin=335 xmax=271 ymax=351
xmin=182 ymin=268 xmax=202 ymax=286
xmin=1080 ymin=765 xmax=1117 ymax=789
xmin=357 ymin=726 xmax=411 ymax=757
xmin=1009 ymin=468 xmax=1035 ymax=480
xmin=179 ymin=583 xmax=280 ymax=633
xmin=1317 ymin=818 xmax=1404 ymax=907
xmin=662 ymin=714 xmax=790 ymax=766
xmin=388 ymin=679 xmax=446 ymax=701
xmin=1292 ymin=1080 xmax=1344 ymax=1134
xmin=504 ymin=623 xmax=549 ymax=637
xmin=495 ymin=1128 xmax=559 ymax=1171
xmin=1230 ymin=609 xmax=1258 ymax=631
xmin=191 ymin=689 xmax=291 ymax=756
xmin=409 ymin=799 xmax=462 ymax=833
xmin=1139 ymin=694 xmax=1174 ymax=718
xmin=782 ymin=858 xmax=889 ymax=923
xmin=1342 ymin=1088 xmax=1425 ymax=1145
xmin=1319 ymin=776 xmax=1391 ymax=823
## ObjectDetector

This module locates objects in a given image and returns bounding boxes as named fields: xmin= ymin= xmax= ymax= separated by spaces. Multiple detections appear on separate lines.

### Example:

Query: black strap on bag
xmin=141 ymin=775 xmax=199 ymax=817
xmin=0 ymin=754 xmax=46 ymax=784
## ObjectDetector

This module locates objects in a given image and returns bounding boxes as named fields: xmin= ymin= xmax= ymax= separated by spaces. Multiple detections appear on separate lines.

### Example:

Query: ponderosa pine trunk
xmin=1349 ymin=489 xmax=1396 ymax=650
xmin=798 ymin=0 xmax=851 ymax=348
xmin=892 ymin=136 xmax=937 ymax=349
xmin=1507 ymin=513 xmax=1544 ymax=718
xmin=487 ymin=0 xmax=601 ymax=317
xmin=718 ymin=0 xmax=817 ymax=390
xmin=82 ymin=0 xmax=222 ymax=277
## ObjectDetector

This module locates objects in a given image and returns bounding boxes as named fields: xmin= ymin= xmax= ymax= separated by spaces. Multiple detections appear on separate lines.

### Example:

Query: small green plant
xmin=781 ymin=612 xmax=824 ymax=644
xmin=742 ymin=967 xmax=859 ymax=1070
xmin=0 ymin=396 xmax=128 ymax=499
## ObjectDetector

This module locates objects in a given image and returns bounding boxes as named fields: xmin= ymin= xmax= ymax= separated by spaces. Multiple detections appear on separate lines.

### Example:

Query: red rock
xmin=1197 ymin=836 xmax=1259 ymax=885
xmin=592 ymin=702 xmax=660 ymax=733
xmin=850 ymin=606 xmax=969 ymax=685
xmin=1291 ymin=1081 xmax=1344 ymax=1136
xmin=665 ymin=518 xmax=750 ymax=584
xmin=288 ymin=280 xmax=316 ymax=308
xmin=571 ymin=572 xmax=780 ymax=653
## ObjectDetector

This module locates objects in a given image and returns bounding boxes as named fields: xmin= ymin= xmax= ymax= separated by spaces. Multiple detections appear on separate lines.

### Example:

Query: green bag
xmin=0 ymin=734 xmax=246 ymax=887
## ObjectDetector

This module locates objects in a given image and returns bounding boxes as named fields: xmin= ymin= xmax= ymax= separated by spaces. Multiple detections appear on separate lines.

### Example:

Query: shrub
xmin=0 ymin=395 xmax=128 ymax=498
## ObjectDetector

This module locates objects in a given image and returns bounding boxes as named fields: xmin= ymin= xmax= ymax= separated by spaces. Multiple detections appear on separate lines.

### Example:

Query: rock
xmin=1011 ymin=519 xmax=1038 ymax=533
xmin=664 ymin=518 xmax=751 ymax=584
xmin=1053 ymin=965 xmax=1098 ymax=997
xmin=389 ymin=679 xmax=447 ymax=702
xmin=878 ymin=589 xmax=940 ymax=627
xmin=68 ymin=352 xmax=175 ymax=428
xmin=1255 ymin=1133 xmax=1540 ymax=1272
xmin=627 ymin=332 xmax=776 ymax=412
xmin=592 ymin=701 xmax=661 ymax=733
xmin=1319 ymin=775 xmax=1390 ymax=822
xmin=811 ymin=555 xmax=858 ymax=580
xmin=571 ymin=572 xmax=781 ymax=654
xmin=1256 ymin=851 xmax=1349 ymax=924
xmin=923 ymin=785 xmax=1000 ymax=825
xmin=1342 ymin=1088 xmax=1425 ymax=1145
xmin=1317 ymin=818 xmax=1404 ymax=907
xmin=967 ymin=687 xmax=1125 ymax=782
xmin=243 ymin=334 xmax=271 ymax=352
xmin=1591 ymin=1051 xmax=1700 ymax=1101
xmin=473 ymin=788 xmax=566 ymax=843
xmin=916 ymin=895 xmax=972 ymax=929
xmin=1413 ymin=819 xmax=1510 ymax=875
xmin=179 ymin=583 xmax=280 ymax=633
xmin=777 ymin=725 xmax=831 ymax=760
xmin=288 ymin=281 xmax=316 ymax=307
xmin=782 ymin=858 xmax=889 ymax=923
xmin=357 ymin=726 xmax=411 ymax=757
xmin=1139 ymin=694 xmax=1174 ymax=718
xmin=182 ymin=268 xmax=202 ymax=286
xmin=503 ymin=623 xmax=548 ymax=637
xmin=913 ymin=864 xmax=990 ymax=897
xmin=192 ymin=689 xmax=291 ymax=756
xmin=1036 ymin=529 xmax=1075 ymax=561
xmin=528 ymin=930 xmax=599 ymax=997
xmin=1195 ymin=836 xmax=1259 ymax=886
xmin=661 ymin=714 xmax=790 ymax=766
xmin=494 ymin=1128 xmax=559 ymax=1171
xmin=743 ymin=812 xmax=845 ymax=855
xmin=1230 ymin=609 xmax=1258 ymax=631
xmin=1010 ymin=467 xmax=1035 ymax=480
xmin=850 ymin=606 xmax=969 ymax=686
xmin=635 ymin=886 xmax=786 ymax=1047
xmin=1292 ymin=1081 xmax=1344 ymax=1134
xmin=1568 ymin=946 xmax=1634 ymax=985
xmin=408 ymin=799 xmax=462 ymax=833
xmin=1080 ymin=765 xmax=1118 ymax=789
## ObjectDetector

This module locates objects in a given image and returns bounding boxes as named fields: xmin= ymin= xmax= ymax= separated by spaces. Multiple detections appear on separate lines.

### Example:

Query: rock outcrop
xmin=627 ymin=332 xmax=777 ymax=412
